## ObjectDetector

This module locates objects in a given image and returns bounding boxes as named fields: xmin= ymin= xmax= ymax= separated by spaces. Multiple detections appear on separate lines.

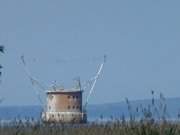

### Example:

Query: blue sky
xmin=0 ymin=0 xmax=180 ymax=105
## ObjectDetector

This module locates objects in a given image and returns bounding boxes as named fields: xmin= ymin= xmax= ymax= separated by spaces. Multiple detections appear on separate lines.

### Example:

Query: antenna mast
xmin=20 ymin=55 xmax=46 ymax=105
xmin=84 ymin=55 xmax=106 ymax=109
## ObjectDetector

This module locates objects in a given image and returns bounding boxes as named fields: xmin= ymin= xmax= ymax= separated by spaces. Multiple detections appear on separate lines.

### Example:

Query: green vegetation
xmin=0 ymin=120 xmax=180 ymax=135
xmin=0 ymin=45 xmax=4 ymax=77
xmin=0 ymin=46 xmax=4 ymax=53
xmin=0 ymin=91 xmax=179 ymax=135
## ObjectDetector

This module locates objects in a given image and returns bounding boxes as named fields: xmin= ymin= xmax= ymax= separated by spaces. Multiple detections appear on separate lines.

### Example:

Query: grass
xmin=0 ymin=120 xmax=180 ymax=135
xmin=0 ymin=91 xmax=179 ymax=135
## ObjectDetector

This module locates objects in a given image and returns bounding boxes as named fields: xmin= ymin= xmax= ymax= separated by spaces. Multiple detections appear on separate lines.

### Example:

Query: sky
xmin=0 ymin=0 xmax=180 ymax=105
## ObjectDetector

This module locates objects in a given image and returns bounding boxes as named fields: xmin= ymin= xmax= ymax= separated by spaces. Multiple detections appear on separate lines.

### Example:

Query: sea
xmin=0 ymin=97 xmax=180 ymax=122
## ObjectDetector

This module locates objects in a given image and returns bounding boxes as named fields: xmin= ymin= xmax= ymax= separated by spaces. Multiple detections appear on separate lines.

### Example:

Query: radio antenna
xmin=84 ymin=55 xmax=106 ymax=109
xmin=20 ymin=55 xmax=47 ymax=106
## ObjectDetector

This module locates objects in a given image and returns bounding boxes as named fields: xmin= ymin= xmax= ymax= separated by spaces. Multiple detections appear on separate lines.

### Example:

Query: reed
xmin=0 ymin=92 xmax=178 ymax=135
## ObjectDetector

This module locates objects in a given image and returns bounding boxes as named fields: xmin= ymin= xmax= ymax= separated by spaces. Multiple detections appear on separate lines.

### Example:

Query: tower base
xmin=42 ymin=111 xmax=87 ymax=123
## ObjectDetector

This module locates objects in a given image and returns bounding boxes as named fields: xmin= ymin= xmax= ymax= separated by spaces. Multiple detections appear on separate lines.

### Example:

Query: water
xmin=0 ymin=97 xmax=180 ymax=121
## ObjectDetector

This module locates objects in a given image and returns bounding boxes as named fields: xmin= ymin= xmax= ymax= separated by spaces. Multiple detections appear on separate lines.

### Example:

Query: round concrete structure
xmin=42 ymin=89 xmax=87 ymax=123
